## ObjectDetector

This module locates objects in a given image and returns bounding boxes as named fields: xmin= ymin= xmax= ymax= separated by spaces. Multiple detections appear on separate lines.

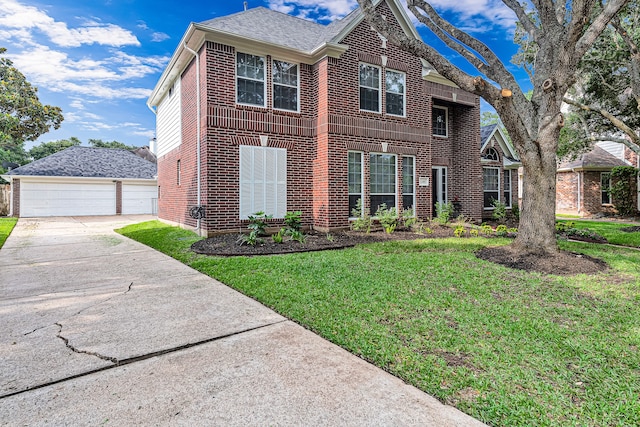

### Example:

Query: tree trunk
xmin=512 ymin=133 xmax=559 ymax=255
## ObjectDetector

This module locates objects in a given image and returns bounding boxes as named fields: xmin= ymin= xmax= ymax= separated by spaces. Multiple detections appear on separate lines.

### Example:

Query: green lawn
xmin=0 ymin=217 xmax=17 ymax=248
xmin=557 ymin=219 xmax=640 ymax=247
xmin=117 ymin=221 xmax=640 ymax=427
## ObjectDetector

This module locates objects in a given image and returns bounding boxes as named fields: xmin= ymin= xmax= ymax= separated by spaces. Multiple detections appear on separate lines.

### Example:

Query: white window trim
xmin=504 ymin=169 xmax=512 ymax=208
xmin=432 ymin=166 xmax=448 ymax=207
xmin=236 ymin=52 xmax=267 ymax=108
xmin=386 ymin=69 xmax=406 ymax=118
xmin=601 ymin=172 xmax=612 ymax=205
xmin=483 ymin=166 xmax=501 ymax=210
xmin=370 ymin=152 xmax=397 ymax=216
xmin=272 ymin=59 xmax=300 ymax=113
xmin=348 ymin=151 xmax=364 ymax=219
xmin=359 ymin=63 xmax=382 ymax=113
xmin=402 ymin=155 xmax=416 ymax=212
xmin=433 ymin=105 xmax=449 ymax=138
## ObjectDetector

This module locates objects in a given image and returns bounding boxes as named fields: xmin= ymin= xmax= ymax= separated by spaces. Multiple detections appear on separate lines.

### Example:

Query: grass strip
xmin=118 ymin=220 xmax=640 ymax=427
xmin=0 ymin=217 xmax=18 ymax=248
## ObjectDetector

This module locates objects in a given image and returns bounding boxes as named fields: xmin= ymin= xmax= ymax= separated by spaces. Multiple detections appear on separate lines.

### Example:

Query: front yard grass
xmin=0 ymin=217 xmax=18 ymax=248
xmin=557 ymin=219 xmax=640 ymax=247
xmin=117 ymin=221 xmax=640 ymax=427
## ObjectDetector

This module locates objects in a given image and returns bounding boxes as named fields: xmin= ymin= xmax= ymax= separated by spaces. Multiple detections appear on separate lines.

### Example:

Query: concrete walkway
xmin=0 ymin=216 xmax=486 ymax=426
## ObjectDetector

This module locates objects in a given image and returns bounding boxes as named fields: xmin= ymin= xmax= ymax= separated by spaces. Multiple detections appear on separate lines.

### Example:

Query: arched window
xmin=484 ymin=147 xmax=499 ymax=161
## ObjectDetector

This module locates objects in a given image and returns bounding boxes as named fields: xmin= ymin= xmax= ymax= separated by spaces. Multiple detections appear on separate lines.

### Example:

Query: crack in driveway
xmin=55 ymin=322 xmax=118 ymax=364
xmin=1 ymin=319 xmax=288 ymax=400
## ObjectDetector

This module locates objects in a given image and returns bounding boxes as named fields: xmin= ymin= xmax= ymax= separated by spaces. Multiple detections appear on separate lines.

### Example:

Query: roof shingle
xmin=6 ymin=146 xmax=157 ymax=179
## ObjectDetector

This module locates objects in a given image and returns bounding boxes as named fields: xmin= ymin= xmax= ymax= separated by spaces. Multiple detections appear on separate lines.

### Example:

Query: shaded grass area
xmin=0 ymin=217 xmax=18 ymax=248
xmin=557 ymin=219 xmax=640 ymax=247
xmin=118 ymin=221 xmax=640 ymax=427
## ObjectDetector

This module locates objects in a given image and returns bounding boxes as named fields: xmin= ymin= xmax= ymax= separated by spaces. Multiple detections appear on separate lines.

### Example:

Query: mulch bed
xmin=191 ymin=226 xmax=610 ymax=275
xmin=621 ymin=226 xmax=640 ymax=233
xmin=191 ymin=227 xmax=454 ymax=256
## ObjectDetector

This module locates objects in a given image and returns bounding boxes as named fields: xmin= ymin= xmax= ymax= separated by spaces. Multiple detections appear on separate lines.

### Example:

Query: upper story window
xmin=433 ymin=106 xmax=448 ymax=137
xmin=484 ymin=147 xmax=499 ymax=161
xmin=386 ymin=70 xmax=405 ymax=116
xmin=273 ymin=60 xmax=299 ymax=112
xmin=359 ymin=63 xmax=381 ymax=112
xmin=237 ymin=52 xmax=265 ymax=107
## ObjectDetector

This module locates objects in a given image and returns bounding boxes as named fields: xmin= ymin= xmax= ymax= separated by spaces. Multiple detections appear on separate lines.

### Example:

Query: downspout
xmin=184 ymin=43 xmax=202 ymax=233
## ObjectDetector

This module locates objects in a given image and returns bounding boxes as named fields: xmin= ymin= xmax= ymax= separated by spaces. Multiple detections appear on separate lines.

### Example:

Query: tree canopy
xmin=358 ymin=0 xmax=629 ymax=255
xmin=28 ymin=137 xmax=81 ymax=161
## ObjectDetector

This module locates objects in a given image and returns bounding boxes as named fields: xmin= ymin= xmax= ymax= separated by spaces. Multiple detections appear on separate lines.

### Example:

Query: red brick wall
xmin=556 ymin=171 xmax=579 ymax=214
xmin=157 ymin=1 xmax=481 ymax=233
xmin=12 ymin=178 xmax=20 ymax=217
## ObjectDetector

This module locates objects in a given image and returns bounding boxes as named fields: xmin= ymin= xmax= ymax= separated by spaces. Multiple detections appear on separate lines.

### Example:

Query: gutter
xmin=183 ymin=43 xmax=202 ymax=234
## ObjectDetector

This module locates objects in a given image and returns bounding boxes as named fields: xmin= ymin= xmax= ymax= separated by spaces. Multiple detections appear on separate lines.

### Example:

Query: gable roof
xmin=480 ymin=124 xmax=520 ymax=166
xmin=3 ymin=146 xmax=157 ymax=180
xmin=557 ymin=145 xmax=629 ymax=172
xmin=148 ymin=0 xmax=421 ymax=108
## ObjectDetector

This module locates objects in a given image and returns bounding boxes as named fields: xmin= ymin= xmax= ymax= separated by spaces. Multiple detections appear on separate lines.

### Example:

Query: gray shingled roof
xmin=480 ymin=124 xmax=498 ymax=148
xmin=6 ymin=146 xmax=157 ymax=179
xmin=199 ymin=6 xmax=361 ymax=52
xmin=558 ymin=145 xmax=628 ymax=171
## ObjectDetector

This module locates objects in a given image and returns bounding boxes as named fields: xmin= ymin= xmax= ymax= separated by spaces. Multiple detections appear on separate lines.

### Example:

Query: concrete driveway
xmin=0 ymin=216 xmax=485 ymax=426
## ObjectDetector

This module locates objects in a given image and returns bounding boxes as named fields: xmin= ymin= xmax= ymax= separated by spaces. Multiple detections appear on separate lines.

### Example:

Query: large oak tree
xmin=358 ymin=0 xmax=629 ymax=254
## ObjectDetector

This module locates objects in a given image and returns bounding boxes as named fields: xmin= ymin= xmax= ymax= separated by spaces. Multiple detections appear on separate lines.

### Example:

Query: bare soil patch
xmin=475 ymin=245 xmax=608 ymax=275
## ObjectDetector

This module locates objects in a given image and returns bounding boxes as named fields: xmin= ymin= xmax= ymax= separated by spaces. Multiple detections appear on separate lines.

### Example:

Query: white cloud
xmin=267 ymin=0 xmax=358 ymax=21
xmin=8 ymin=46 xmax=167 ymax=99
xmin=151 ymin=32 xmax=170 ymax=42
xmin=0 ymin=0 xmax=139 ymax=47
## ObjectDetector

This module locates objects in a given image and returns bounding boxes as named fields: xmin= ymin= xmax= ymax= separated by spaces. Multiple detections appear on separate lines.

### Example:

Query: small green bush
xmin=351 ymin=198 xmax=372 ymax=233
xmin=238 ymin=211 xmax=272 ymax=246
xmin=435 ymin=201 xmax=454 ymax=225
xmin=376 ymin=203 xmax=398 ymax=234
xmin=272 ymin=229 xmax=285 ymax=244
xmin=491 ymin=199 xmax=507 ymax=221
xmin=454 ymin=225 xmax=466 ymax=237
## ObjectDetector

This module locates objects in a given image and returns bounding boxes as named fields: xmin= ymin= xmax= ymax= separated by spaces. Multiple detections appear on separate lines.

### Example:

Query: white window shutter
xmin=238 ymin=145 xmax=287 ymax=219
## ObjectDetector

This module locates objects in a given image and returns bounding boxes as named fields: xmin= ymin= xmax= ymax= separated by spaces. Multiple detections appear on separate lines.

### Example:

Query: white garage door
xmin=122 ymin=183 xmax=157 ymax=214
xmin=20 ymin=181 xmax=116 ymax=217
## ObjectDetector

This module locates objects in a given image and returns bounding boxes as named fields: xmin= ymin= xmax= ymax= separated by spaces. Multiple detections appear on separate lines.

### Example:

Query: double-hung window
xmin=386 ymin=70 xmax=405 ymax=116
xmin=402 ymin=156 xmax=415 ymax=211
xmin=504 ymin=170 xmax=512 ymax=208
xmin=359 ymin=63 xmax=381 ymax=112
xmin=273 ymin=60 xmax=298 ymax=111
xmin=348 ymin=152 xmax=363 ymax=217
xmin=483 ymin=167 xmax=500 ymax=209
xmin=370 ymin=153 xmax=396 ymax=215
xmin=601 ymin=172 xmax=612 ymax=204
xmin=433 ymin=106 xmax=448 ymax=137
xmin=236 ymin=52 xmax=265 ymax=107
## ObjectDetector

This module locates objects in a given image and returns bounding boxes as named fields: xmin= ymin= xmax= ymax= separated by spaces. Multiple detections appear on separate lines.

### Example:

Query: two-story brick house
xmin=147 ymin=0 xmax=481 ymax=235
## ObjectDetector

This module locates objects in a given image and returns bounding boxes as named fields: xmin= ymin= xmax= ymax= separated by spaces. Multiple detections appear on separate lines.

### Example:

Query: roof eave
xmin=147 ymin=23 xmax=350 ymax=108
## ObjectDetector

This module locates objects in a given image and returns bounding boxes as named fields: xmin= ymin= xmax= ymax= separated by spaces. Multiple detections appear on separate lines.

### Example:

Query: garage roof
xmin=5 ymin=146 xmax=157 ymax=179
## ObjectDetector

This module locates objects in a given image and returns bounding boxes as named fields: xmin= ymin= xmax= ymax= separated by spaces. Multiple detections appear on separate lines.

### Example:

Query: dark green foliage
xmin=610 ymin=166 xmax=638 ymax=216
xmin=29 ymin=137 xmax=81 ymax=160
xmin=88 ymin=139 xmax=138 ymax=150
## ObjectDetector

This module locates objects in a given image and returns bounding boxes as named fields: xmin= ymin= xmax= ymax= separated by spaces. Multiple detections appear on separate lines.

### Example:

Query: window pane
xmin=483 ymin=168 xmax=500 ymax=208
xmin=348 ymin=152 xmax=362 ymax=217
xmin=601 ymin=173 xmax=611 ymax=204
xmin=237 ymin=53 xmax=265 ymax=106
xmin=360 ymin=88 xmax=379 ymax=112
xmin=273 ymin=85 xmax=297 ymax=111
xmin=370 ymin=153 xmax=396 ymax=215
xmin=386 ymin=71 xmax=405 ymax=116
xmin=433 ymin=107 xmax=447 ymax=136
xmin=273 ymin=61 xmax=297 ymax=85
xmin=359 ymin=64 xmax=380 ymax=112
xmin=484 ymin=192 xmax=499 ymax=208
xmin=403 ymin=195 xmax=414 ymax=210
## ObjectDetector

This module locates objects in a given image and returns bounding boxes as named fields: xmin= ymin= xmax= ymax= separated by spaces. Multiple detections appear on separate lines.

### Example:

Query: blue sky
xmin=0 ymin=0 xmax=524 ymax=150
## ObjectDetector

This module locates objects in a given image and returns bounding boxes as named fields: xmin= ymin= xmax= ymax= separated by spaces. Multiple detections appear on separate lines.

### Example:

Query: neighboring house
xmin=147 ymin=0 xmax=481 ymax=235
xmin=479 ymin=124 xmax=521 ymax=218
xmin=556 ymin=142 xmax=639 ymax=216
xmin=1 ymin=146 xmax=158 ymax=217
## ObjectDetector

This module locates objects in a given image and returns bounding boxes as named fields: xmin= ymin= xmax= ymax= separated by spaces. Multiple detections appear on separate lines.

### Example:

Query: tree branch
xmin=501 ymin=0 xmax=539 ymax=38
xmin=576 ymin=0 xmax=630 ymax=58
xmin=564 ymin=96 xmax=640 ymax=152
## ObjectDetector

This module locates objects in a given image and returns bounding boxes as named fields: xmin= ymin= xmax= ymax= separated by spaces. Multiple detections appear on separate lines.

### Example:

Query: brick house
xmin=147 ymin=0 xmax=481 ymax=236
xmin=479 ymin=124 xmax=520 ymax=218
xmin=556 ymin=143 xmax=639 ymax=217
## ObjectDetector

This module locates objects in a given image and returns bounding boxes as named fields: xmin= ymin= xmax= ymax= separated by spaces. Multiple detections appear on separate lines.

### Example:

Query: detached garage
xmin=2 ymin=146 xmax=157 ymax=217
